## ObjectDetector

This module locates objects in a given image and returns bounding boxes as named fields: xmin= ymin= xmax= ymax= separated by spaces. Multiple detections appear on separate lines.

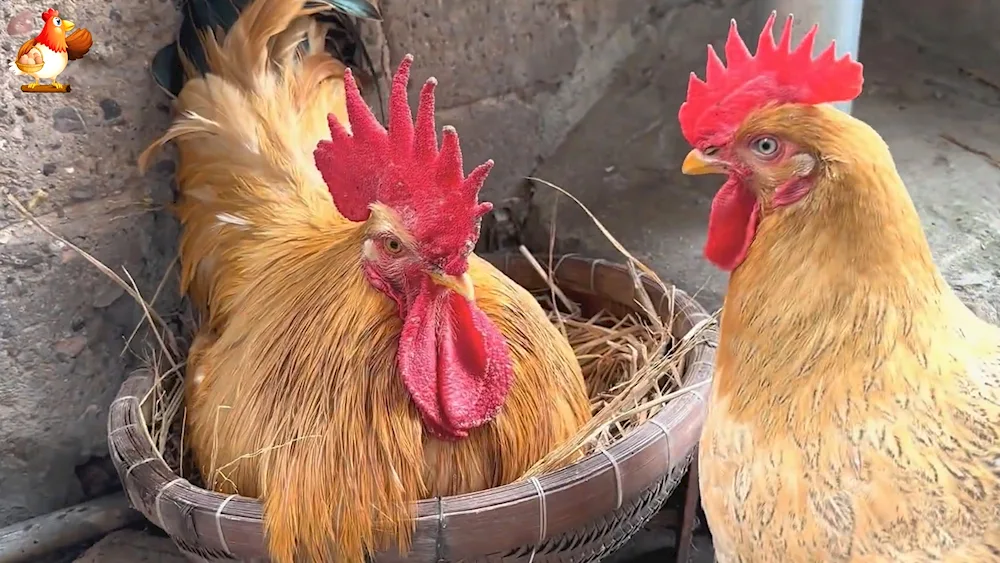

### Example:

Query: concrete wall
xmin=0 ymin=0 xmax=179 ymax=525
xmin=1 ymin=0 xmax=999 ymax=535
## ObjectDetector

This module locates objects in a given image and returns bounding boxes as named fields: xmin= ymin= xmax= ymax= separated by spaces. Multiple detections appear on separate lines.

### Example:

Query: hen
xmin=678 ymin=13 xmax=1000 ymax=563
xmin=9 ymin=8 xmax=92 ymax=90
xmin=139 ymin=0 xmax=592 ymax=561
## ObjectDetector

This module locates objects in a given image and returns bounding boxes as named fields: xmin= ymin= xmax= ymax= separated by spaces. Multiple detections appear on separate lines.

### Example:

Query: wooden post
xmin=20 ymin=84 xmax=72 ymax=93
xmin=675 ymin=449 xmax=702 ymax=563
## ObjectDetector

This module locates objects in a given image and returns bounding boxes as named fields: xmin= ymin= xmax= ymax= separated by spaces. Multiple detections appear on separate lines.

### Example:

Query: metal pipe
xmin=0 ymin=493 xmax=140 ymax=563
xmin=753 ymin=0 xmax=865 ymax=114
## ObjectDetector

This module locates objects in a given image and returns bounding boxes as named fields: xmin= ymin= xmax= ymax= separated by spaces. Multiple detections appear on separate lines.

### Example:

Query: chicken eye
xmin=751 ymin=136 xmax=780 ymax=158
xmin=52 ymin=17 xmax=61 ymax=26
xmin=703 ymin=146 xmax=719 ymax=156
xmin=383 ymin=237 xmax=403 ymax=255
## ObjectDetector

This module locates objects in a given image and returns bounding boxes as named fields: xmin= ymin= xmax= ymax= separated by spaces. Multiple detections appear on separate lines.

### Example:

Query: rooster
xmin=9 ymin=8 xmax=92 ymax=89
xmin=678 ymin=13 xmax=1000 ymax=563
xmin=138 ymin=0 xmax=592 ymax=560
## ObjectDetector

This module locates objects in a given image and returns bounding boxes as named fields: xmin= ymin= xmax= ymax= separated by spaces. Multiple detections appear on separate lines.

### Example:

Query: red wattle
xmin=704 ymin=177 xmax=760 ymax=271
xmin=397 ymin=281 xmax=514 ymax=440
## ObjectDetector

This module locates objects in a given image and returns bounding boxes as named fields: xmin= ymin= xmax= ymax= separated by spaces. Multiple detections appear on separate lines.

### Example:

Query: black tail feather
xmin=151 ymin=0 xmax=381 ymax=98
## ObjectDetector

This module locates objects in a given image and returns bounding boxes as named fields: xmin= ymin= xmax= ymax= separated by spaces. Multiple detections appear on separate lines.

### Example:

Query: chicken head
xmin=313 ymin=55 xmax=514 ymax=441
xmin=676 ymin=13 xmax=864 ymax=272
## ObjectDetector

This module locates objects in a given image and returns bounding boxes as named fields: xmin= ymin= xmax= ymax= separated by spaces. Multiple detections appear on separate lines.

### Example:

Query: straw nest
xmin=6 ymin=176 xmax=714 ymax=492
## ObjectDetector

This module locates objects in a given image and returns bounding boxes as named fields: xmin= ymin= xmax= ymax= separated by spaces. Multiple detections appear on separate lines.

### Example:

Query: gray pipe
xmin=0 ymin=493 xmax=140 ymax=563
xmin=753 ymin=0 xmax=865 ymax=114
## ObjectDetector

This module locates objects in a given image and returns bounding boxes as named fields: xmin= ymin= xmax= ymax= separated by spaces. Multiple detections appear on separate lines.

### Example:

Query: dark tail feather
xmin=151 ymin=0 xmax=381 ymax=98
xmin=306 ymin=0 xmax=381 ymax=20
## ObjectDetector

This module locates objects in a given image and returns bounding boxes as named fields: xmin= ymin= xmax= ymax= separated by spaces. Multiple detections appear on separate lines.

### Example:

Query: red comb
xmin=678 ymin=13 xmax=864 ymax=146
xmin=41 ymin=8 xmax=58 ymax=22
xmin=315 ymin=55 xmax=494 ymax=275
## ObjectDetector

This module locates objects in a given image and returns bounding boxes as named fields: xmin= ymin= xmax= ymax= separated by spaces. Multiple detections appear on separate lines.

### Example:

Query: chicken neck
xmin=714 ymin=127 xmax=967 ymax=432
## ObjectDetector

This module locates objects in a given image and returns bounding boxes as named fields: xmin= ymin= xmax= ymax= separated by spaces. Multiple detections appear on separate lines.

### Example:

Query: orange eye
xmin=383 ymin=237 xmax=403 ymax=255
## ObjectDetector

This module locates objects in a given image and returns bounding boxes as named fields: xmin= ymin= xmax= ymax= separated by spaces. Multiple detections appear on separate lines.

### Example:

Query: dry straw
xmin=6 ymin=175 xmax=714 ymax=491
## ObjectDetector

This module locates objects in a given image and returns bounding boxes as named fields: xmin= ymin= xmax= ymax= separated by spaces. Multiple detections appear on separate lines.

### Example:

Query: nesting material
xmin=513 ymin=247 xmax=711 ymax=479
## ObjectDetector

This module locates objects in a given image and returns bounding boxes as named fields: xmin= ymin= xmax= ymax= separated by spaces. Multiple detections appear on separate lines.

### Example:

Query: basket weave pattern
xmin=108 ymin=254 xmax=716 ymax=562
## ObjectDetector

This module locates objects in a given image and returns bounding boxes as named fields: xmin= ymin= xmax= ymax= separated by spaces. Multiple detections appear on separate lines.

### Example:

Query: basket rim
xmin=108 ymin=253 xmax=716 ymax=560
xmin=15 ymin=61 xmax=43 ymax=72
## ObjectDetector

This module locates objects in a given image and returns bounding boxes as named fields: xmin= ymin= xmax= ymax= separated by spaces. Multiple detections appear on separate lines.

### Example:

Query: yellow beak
xmin=431 ymin=272 xmax=475 ymax=301
xmin=682 ymin=149 xmax=727 ymax=176
xmin=60 ymin=20 xmax=75 ymax=32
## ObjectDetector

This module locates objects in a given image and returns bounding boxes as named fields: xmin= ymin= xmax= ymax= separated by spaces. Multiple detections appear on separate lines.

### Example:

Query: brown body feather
xmin=139 ymin=0 xmax=591 ymax=560
xmin=699 ymin=105 xmax=1000 ymax=562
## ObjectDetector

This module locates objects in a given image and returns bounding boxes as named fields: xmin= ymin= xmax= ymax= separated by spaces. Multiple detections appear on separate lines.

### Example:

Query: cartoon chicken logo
xmin=8 ymin=8 xmax=92 ymax=93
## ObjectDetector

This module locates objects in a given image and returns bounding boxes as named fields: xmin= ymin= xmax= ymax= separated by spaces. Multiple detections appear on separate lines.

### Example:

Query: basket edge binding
xmin=107 ymin=254 xmax=716 ymax=561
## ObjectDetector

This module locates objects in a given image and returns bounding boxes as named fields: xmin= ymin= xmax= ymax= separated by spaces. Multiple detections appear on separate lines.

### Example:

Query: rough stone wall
xmin=0 ymin=0 xmax=179 ymax=526
xmin=378 ymin=0 xmax=672 ymax=198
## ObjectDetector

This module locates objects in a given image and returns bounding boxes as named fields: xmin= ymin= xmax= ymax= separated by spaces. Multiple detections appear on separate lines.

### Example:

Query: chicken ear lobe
xmin=397 ymin=282 xmax=514 ymax=440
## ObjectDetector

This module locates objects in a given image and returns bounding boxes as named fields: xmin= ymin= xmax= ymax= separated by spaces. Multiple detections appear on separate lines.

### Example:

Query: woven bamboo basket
xmin=108 ymin=253 xmax=715 ymax=562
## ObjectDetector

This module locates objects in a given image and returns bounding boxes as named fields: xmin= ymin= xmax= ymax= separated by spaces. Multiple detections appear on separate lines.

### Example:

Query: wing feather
xmin=66 ymin=29 xmax=93 ymax=60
